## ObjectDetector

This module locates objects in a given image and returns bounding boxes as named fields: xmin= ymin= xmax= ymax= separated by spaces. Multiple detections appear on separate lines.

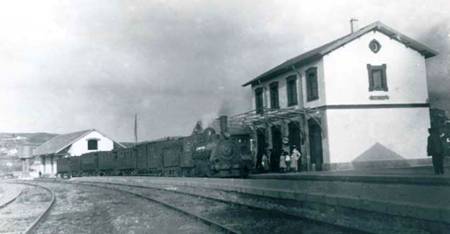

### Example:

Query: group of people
xmin=260 ymin=145 xmax=302 ymax=173
xmin=257 ymin=127 xmax=446 ymax=175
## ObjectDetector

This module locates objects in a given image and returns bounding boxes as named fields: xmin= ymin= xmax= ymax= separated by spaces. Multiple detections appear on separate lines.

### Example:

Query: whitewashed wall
xmin=326 ymin=107 xmax=430 ymax=163
xmin=68 ymin=131 xmax=114 ymax=156
xmin=323 ymin=31 xmax=429 ymax=105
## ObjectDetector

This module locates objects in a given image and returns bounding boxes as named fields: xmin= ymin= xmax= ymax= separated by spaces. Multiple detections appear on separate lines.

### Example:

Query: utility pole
xmin=134 ymin=113 xmax=138 ymax=145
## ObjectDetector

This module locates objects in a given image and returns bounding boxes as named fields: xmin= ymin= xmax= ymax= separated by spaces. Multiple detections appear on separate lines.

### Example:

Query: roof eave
xmin=242 ymin=54 xmax=323 ymax=87
xmin=242 ymin=21 xmax=438 ymax=87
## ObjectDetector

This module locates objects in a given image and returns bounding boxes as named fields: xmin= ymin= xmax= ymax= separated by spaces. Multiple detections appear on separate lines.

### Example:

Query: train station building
xmin=236 ymin=21 xmax=438 ymax=171
xmin=32 ymin=129 xmax=124 ymax=177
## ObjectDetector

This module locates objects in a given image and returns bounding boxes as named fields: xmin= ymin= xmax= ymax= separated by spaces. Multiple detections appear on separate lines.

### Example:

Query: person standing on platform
xmin=261 ymin=153 xmax=270 ymax=172
xmin=279 ymin=151 xmax=287 ymax=173
xmin=427 ymin=127 xmax=445 ymax=175
xmin=285 ymin=150 xmax=291 ymax=172
xmin=290 ymin=145 xmax=301 ymax=172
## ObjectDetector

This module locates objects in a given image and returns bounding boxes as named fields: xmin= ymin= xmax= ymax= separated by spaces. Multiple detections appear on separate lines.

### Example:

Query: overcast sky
xmin=0 ymin=0 xmax=449 ymax=141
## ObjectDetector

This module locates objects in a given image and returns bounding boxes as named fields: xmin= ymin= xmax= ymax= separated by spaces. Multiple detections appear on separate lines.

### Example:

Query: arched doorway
xmin=271 ymin=125 xmax=282 ymax=172
xmin=308 ymin=119 xmax=323 ymax=171
xmin=288 ymin=121 xmax=302 ymax=170
xmin=256 ymin=128 xmax=266 ymax=171
xmin=288 ymin=121 xmax=301 ymax=151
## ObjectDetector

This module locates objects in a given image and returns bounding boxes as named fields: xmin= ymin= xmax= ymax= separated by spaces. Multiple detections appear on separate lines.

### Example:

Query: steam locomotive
xmin=57 ymin=116 xmax=253 ymax=178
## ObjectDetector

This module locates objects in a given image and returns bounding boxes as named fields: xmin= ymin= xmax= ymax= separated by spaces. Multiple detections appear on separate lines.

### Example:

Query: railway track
xmin=68 ymin=181 xmax=240 ymax=234
xmin=0 ymin=187 xmax=23 ymax=209
xmin=70 ymin=180 xmax=364 ymax=234
xmin=27 ymin=179 xmax=233 ymax=233
xmin=0 ymin=182 xmax=55 ymax=234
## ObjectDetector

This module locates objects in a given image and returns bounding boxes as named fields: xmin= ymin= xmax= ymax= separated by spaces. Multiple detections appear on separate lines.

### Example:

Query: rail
xmin=8 ymin=182 xmax=56 ymax=234
xmin=72 ymin=181 xmax=239 ymax=234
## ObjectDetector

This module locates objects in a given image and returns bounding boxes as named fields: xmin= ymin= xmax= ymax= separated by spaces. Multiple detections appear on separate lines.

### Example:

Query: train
xmin=57 ymin=116 xmax=254 ymax=178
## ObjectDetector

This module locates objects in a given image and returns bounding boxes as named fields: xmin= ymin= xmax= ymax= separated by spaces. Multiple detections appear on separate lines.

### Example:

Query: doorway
xmin=288 ymin=121 xmax=301 ymax=152
xmin=256 ymin=128 xmax=266 ymax=171
xmin=271 ymin=125 xmax=282 ymax=172
xmin=308 ymin=119 xmax=323 ymax=171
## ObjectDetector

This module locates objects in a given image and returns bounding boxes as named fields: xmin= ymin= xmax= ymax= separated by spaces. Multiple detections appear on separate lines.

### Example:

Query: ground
xmin=1 ymin=166 xmax=449 ymax=233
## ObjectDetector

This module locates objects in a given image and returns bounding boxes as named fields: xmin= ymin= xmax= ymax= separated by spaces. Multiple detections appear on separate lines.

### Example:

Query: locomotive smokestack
xmin=219 ymin=115 xmax=228 ymax=134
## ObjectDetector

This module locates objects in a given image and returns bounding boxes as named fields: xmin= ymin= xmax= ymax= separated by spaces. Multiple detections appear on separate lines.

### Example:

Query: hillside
xmin=0 ymin=132 xmax=58 ymax=173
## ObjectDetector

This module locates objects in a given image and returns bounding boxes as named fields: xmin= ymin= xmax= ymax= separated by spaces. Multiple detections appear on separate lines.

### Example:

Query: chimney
xmin=350 ymin=18 xmax=359 ymax=33
xmin=218 ymin=115 xmax=228 ymax=134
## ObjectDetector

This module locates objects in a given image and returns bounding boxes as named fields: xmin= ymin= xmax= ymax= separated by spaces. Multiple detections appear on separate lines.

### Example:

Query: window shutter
xmin=367 ymin=64 xmax=374 ymax=91
xmin=255 ymin=88 xmax=264 ymax=114
xmin=382 ymin=64 xmax=388 ymax=91
xmin=306 ymin=67 xmax=318 ymax=101
xmin=292 ymin=80 xmax=298 ymax=105
xmin=286 ymin=76 xmax=298 ymax=106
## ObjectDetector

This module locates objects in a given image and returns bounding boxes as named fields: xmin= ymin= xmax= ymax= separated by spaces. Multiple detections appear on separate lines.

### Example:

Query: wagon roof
xmin=242 ymin=21 xmax=438 ymax=87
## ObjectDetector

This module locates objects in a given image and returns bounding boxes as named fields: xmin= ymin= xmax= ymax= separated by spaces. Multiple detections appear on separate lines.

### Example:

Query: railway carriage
xmin=116 ymin=148 xmax=136 ymax=175
xmin=56 ymin=157 xmax=71 ymax=178
xmin=135 ymin=143 xmax=148 ymax=174
xmin=69 ymin=157 xmax=81 ymax=177
xmin=98 ymin=151 xmax=116 ymax=175
xmin=57 ymin=115 xmax=254 ymax=178
xmin=80 ymin=152 xmax=99 ymax=176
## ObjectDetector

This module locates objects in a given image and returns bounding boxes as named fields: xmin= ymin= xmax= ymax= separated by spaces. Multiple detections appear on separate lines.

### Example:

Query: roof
xmin=33 ymin=129 xmax=125 ymax=155
xmin=243 ymin=21 xmax=438 ymax=87
xmin=33 ymin=129 xmax=93 ymax=156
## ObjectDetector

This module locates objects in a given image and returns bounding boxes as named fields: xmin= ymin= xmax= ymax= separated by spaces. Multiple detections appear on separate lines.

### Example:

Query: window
xmin=367 ymin=64 xmax=388 ymax=91
xmin=269 ymin=82 xmax=279 ymax=109
xmin=286 ymin=75 xmax=298 ymax=106
xmin=87 ymin=139 xmax=98 ymax=150
xmin=306 ymin=67 xmax=319 ymax=101
xmin=255 ymin=88 xmax=264 ymax=114
xmin=369 ymin=39 xmax=381 ymax=53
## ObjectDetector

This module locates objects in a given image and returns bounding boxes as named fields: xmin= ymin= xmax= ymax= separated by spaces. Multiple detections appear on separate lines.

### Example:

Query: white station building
xmin=240 ymin=21 xmax=438 ymax=171
xmin=32 ymin=129 xmax=124 ymax=176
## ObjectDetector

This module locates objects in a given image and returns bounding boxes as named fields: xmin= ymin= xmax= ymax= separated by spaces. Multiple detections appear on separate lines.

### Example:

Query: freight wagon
xmin=57 ymin=116 xmax=253 ymax=178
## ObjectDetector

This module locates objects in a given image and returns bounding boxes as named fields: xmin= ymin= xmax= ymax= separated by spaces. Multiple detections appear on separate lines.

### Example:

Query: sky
xmin=0 ymin=0 xmax=449 ymax=142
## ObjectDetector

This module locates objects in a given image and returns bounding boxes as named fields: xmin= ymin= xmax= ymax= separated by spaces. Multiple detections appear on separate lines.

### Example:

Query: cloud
xmin=0 ymin=0 xmax=449 ymax=141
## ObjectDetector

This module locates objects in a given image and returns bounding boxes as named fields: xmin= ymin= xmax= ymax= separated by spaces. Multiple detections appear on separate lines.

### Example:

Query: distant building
xmin=239 ymin=21 xmax=437 ymax=171
xmin=32 ymin=129 xmax=124 ymax=176
xmin=18 ymin=144 xmax=34 ymax=178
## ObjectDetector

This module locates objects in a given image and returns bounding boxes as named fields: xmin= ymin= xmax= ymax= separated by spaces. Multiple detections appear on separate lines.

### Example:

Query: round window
xmin=369 ymin=39 xmax=381 ymax=53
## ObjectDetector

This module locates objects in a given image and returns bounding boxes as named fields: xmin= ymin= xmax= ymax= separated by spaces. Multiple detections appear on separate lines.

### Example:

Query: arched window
xmin=286 ymin=75 xmax=298 ymax=106
xmin=306 ymin=67 xmax=319 ymax=101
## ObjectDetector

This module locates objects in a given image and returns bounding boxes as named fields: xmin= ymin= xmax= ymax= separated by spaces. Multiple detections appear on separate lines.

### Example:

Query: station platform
xmin=249 ymin=165 xmax=450 ymax=185
xmin=70 ymin=166 xmax=450 ymax=233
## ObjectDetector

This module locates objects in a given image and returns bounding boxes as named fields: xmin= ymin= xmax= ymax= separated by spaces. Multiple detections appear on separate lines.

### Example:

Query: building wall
xmin=326 ymin=107 xmax=430 ymax=164
xmin=43 ymin=156 xmax=53 ymax=174
xmin=247 ymin=29 xmax=432 ymax=171
xmin=68 ymin=131 xmax=114 ymax=156
xmin=250 ymin=59 xmax=326 ymax=111
xmin=323 ymin=31 xmax=429 ymax=105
